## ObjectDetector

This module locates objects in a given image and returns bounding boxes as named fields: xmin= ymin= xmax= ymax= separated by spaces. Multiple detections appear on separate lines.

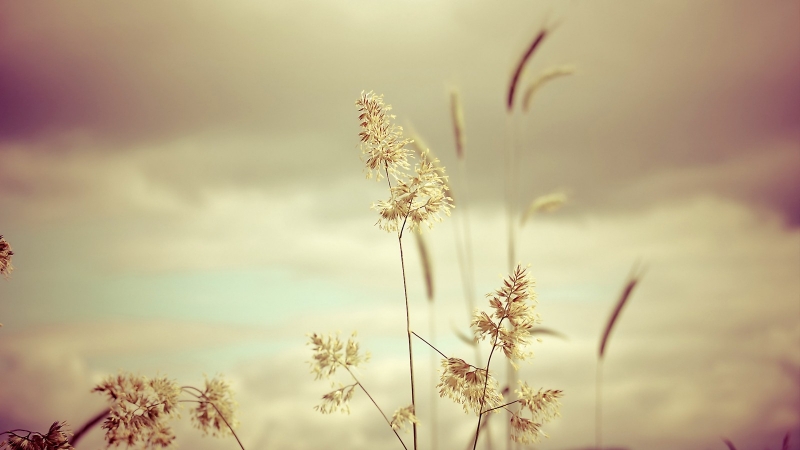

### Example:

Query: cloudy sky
xmin=1 ymin=1 xmax=798 ymax=449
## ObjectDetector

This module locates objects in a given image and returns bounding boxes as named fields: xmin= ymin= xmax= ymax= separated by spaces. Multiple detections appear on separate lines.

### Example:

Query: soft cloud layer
xmin=2 ymin=192 xmax=798 ymax=448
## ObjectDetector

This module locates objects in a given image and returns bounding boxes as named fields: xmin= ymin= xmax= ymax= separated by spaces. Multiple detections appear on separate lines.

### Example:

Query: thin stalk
xmin=343 ymin=365 xmax=409 ymax=450
xmin=398 ymin=233 xmax=418 ymax=450
xmin=472 ymin=330 xmax=503 ymax=450
xmin=429 ymin=300 xmax=438 ymax=450
xmin=481 ymin=400 xmax=522 ymax=415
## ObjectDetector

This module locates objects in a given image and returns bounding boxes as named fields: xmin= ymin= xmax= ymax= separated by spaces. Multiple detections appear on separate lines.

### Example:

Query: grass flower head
xmin=93 ymin=372 xmax=181 ymax=448
xmin=190 ymin=376 xmax=239 ymax=437
xmin=472 ymin=264 xmax=540 ymax=368
xmin=0 ymin=235 xmax=13 ymax=278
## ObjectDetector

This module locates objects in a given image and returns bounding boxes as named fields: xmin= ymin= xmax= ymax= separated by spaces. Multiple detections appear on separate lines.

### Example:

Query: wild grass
xmin=0 ymin=365 xmax=243 ymax=450
xmin=307 ymin=92 xmax=564 ymax=450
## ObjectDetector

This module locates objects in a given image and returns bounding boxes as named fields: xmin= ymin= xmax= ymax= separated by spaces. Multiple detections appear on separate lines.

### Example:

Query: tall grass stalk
xmin=596 ymin=262 xmax=644 ymax=449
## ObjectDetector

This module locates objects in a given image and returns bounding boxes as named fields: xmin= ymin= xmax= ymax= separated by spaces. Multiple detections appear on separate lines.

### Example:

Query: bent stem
xmin=70 ymin=408 xmax=110 ymax=446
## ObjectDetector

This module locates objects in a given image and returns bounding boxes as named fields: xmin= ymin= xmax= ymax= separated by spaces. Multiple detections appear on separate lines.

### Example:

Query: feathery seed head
xmin=390 ymin=405 xmax=419 ymax=433
xmin=472 ymin=265 xmax=540 ymax=367
xmin=0 ymin=235 xmax=13 ymax=278
xmin=437 ymin=358 xmax=502 ymax=415
xmin=0 ymin=422 xmax=73 ymax=450
xmin=315 ymin=383 xmax=357 ymax=414
xmin=307 ymin=332 xmax=369 ymax=380
xmin=509 ymin=413 xmax=543 ymax=444
xmin=372 ymin=150 xmax=453 ymax=233
xmin=93 ymin=372 xmax=181 ymax=448
xmin=191 ymin=375 xmax=238 ymax=437
xmin=356 ymin=91 xmax=412 ymax=180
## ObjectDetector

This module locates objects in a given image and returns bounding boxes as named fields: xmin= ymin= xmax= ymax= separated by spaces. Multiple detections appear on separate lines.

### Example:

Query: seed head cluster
xmin=190 ymin=376 xmax=239 ymax=437
xmin=0 ymin=422 xmax=73 ymax=450
xmin=92 ymin=372 xmax=238 ymax=448
xmin=93 ymin=373 xmax=181 ymax=448
xmin=308 ymin=332 xmax=369 ymax=380
xmin=390 ymin=405 xmax=419 ymax=433
xmin=0 ymin=235 xmax=13 ymax=278
xmin=308 ymin=332 xmax=370 ymax=414
xmin=472 ymin=264 xmax=540 ymax=369
xmin=510 ymin=382 xmax=563 ymax=443
xmin=356 ymin=91 xmax=453 ymax=233
xmin=437 ymin=357 xmax=502 ymax=415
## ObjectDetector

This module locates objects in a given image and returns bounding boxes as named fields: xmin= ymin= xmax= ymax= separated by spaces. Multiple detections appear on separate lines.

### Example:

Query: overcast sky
xmin=1 ymin=1 xmax=798 ymax=450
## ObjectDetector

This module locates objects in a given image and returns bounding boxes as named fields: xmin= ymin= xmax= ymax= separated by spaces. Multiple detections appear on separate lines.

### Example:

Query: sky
xmin=0 ymin=1 xmax=799 ymax=449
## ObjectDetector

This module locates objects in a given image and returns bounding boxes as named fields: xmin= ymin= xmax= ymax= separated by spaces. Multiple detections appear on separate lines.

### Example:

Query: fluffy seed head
xmin=472 ymin=265 xmax=540 ymax=368
xmin=356 ymin=91 xmax=411 ymax=180
xmin=191 ymin=375 xmax=239 ymax=437
xmin=390 ymin=405 xmax=419 ymax=433
xmin=93 ymin=372 xmax=181 ymax=448
xmin=0 ymin=235 xmax=14 ymax=278
xmin=437 ymin=357 xmax=502 ymax=415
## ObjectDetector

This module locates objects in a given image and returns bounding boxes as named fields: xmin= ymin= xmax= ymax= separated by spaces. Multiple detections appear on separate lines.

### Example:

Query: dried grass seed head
xmin=0 ymin=422 xmax=73 ymax=450
xmin=315 ymin=383 xmax=358 ymax=414
xmin=437 ymin=358 xmax=503 ymax=415
xmin=390 ymin=405 xmax=419 ymax=433
xmin=472 ymin=265 xmax=540 ymax=367
xmin=93 ymin=372 xmax=181 ymax=449
xmin=307 ymin=332 xmax=369 ymax=380
xmin=356 ymin=91 xmax=411 ymax=180
xmin=191 ymin=375 xmax=238 ymax=437
xmin=0 ymin=235 xmax=14 ymax=278
xmin=373 ymin=150 xmax=453 ymax=233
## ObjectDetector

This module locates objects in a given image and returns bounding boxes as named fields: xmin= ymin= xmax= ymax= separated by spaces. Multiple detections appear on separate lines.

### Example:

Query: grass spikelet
xmin=449 ymin=88 xmax=466 ymax=159
xmin=507 ymin=28 xmax=548 ymax=112
xmin=521 ymin=65 xmax=575 ymax=112
xmin=520 ymin=192 xmax=568 ymax=225
xmin=599 ymin=262 xmax=645 ymax=359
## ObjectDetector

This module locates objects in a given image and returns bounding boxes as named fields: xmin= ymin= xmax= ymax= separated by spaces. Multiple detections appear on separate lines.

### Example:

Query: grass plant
xmin=307 ymin=92 xmax=564 ymax=450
